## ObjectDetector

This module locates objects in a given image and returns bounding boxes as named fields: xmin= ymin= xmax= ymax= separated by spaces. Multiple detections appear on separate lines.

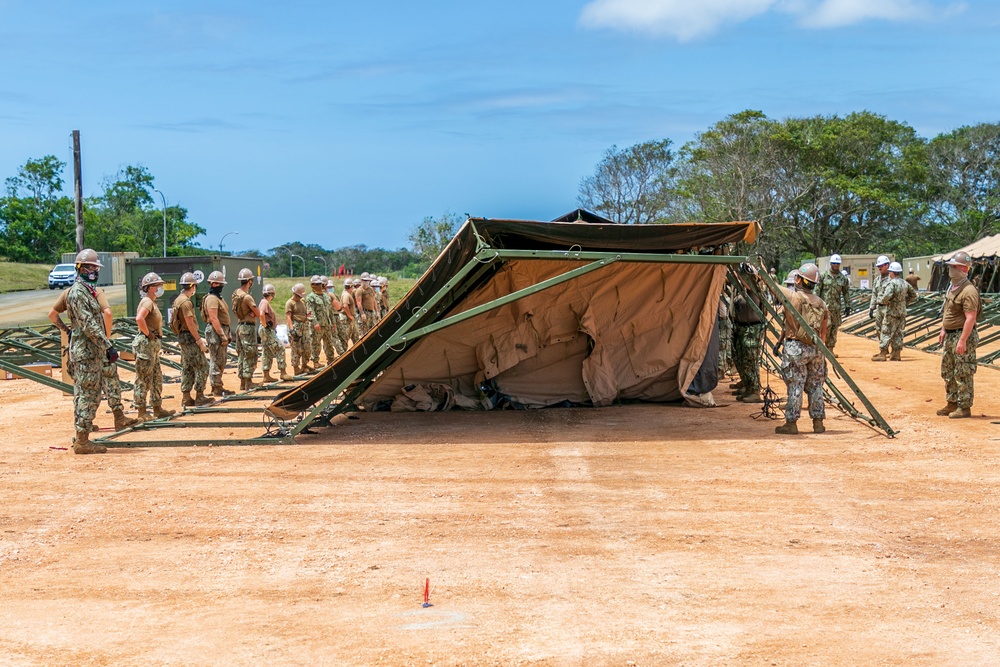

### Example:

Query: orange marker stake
xmin=422 ymin=578 xmax=432 ymax=608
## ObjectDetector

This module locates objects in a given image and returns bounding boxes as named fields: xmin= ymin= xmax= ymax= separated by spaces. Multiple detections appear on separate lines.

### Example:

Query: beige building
xmin=901 ymin=255 xmax=935 ymax=291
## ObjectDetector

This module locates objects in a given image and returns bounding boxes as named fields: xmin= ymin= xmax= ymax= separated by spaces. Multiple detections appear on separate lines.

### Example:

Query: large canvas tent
xmin=930 ymin=233 xmax=1000 ymax=292
xmin=267 ymin=218 xmax=756 ymax=427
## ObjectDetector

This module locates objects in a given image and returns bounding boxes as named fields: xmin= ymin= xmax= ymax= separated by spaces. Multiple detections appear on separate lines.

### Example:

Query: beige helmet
xmin=310 ymin=274 xmax=323 ymax=285
xmin=946 ymin=251 xmax=972 ymax=268
xmin=360 ymin=271 xmax=371 ymax=280
xmin=783 ymin=270 xmax=799 ymax=286
xmin=75 ymin=248 xmax=103 ymax=268
xmin=344 ymin=278 xmax=352 ymax=287
xmin=292 ymin=283 xmax=306 ymax=297
xmin=262 ymin=283 xmax=275 ymax=296
xmin=237 ymin=267 xmax=254 ymax=282
xmin=207 ymin=270 xmax=226 ymax=285
xmin=140 ymin=272 xmax=164 ymax=291
xmin=179 ymin=271 xmax=198 ymax=286
xmin=353 ymin=278 xmax=362 ymax=287
xmin=326 ymin=279 xmax=335 ymax=289
xmin=798 ymin=263 xmax=820 ymax=284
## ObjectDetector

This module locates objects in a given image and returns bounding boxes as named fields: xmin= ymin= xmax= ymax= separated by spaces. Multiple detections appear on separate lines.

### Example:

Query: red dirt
xmin=2 ymin=333 xmax=1000 ymax=666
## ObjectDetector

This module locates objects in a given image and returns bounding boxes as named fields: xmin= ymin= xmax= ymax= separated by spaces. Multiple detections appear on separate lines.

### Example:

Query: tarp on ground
xmin=266 ymin=218 xmax=757 ymax=420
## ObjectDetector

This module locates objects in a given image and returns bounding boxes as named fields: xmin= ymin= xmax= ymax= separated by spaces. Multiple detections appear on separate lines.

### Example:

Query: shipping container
xmin=815 ymin=254 xmax=894 ymax=290
xmin=125 ymin=256 xmax=265 ymax=332
xmin=61 ymin=251 xmax=138 ymax=286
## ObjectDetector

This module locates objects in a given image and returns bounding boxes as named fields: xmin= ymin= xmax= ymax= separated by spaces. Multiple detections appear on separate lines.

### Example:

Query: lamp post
xmin=291 ymin=253 xmax=305 ymax=277
xmin=152 ymin=188 xmax=167 ymax=258
xmin=219 ymin=231 xmax=239 ymax=254
xmin=314 ymin=256 xmax=328 ymax=275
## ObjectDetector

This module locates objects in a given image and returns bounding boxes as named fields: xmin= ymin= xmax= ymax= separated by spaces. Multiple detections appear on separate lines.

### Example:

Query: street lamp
xmin=291 ymin=253 xmax=305 ymax=277
xmin=314 ymin=256 xmax=328 ymax=274
xmin=152 ymin=188 xmax=167 ymax=258
xmin=219 ymin=231 xmax=239 ymax=254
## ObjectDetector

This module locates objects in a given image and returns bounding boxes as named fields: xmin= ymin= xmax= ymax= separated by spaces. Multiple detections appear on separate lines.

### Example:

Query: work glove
xmin=845 ymin=307 xmax=852 ymax=316
xmin=772 ymin=341 xmax=783 ymax=356
xmin=868 ymin=308 xmax=874 ymax=319
xmin=106 ymin=346 xmax=119 ymax=363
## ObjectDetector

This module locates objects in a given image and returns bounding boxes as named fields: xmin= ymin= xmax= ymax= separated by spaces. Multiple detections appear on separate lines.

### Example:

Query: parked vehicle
xmin=48 ymin=263 xmax=77 ymax=289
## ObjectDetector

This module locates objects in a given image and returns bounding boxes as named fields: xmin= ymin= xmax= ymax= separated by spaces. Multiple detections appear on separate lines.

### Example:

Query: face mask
xmin=210 ymin=284 xmax=223 ymax=296
xmin=374 ymin=286 xmax=380 ymax=294
xmin=81 ymin=267 xmax=99 ymax=283
xmin=154 ymin=285 xmax=165 ymax=298
xmin=948 ymin=266 xmax=966 ymax=282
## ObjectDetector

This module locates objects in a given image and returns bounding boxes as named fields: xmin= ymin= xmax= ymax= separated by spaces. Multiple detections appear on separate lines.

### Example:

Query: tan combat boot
xmin=113 ymin=408 xmax=140 ymax=430
xmin=775 ymin=420 xmax=799 ymax=435
xmin=949 ymin=407 xmax=972 ymax=419
xmin=280 ymin=368 xmax=294 ymax=381
xmin=135 ymin=407 xmax=151 ymax=423
xmin=73 ymin=430 xmax=107 ymax=455
xmin=935 ymin=401 xmax=958 ymax=416
xmin=871 ymin=349 xmax=888 ymax=362
xmin=812 ymin=418 xmax=826 ymax=433
xmin=181 ymin=391 xmax=195 ymax=407
xmin=245 ymin=377 xmax=256 ymax=390
xmin=212 ymin=385 xmax=234 ymax=397
xmin=153 ymin=406 xmax=176 ymax=419
xmin=194 ymin=390 xmax=214 ymax=406
xmin=889 ymin=349 xmax=901 ymax=361
xmin=739 ymin=392 xmax=762 ymax=404
xmin=262 ymin=370 xmax=276 ymax=382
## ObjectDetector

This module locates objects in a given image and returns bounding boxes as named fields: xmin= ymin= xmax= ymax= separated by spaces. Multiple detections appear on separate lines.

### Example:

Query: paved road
xmin=0 ymin=285 xmax=126 ymax=328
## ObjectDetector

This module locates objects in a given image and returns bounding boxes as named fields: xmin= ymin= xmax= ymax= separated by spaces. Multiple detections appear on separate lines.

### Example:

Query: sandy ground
xmin=2 ymin=333 xmax=1000 ymax=666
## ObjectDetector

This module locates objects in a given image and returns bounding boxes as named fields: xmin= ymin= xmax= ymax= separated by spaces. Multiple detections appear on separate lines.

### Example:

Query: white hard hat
xmin=876 ymin=255 xmax=890 ymax=267
xmin=830 ymin=254 xmax=842 ymax=264
xmin=888 ymin=261 xmax=903 ymax=273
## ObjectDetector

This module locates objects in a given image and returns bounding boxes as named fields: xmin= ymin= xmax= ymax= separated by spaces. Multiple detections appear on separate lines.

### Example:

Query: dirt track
xmin=2 ymin=334 xmax=1000 ymax=666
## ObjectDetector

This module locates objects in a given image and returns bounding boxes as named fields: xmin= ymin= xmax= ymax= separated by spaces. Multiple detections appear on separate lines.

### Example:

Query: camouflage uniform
xmin=733 ymin=323 xmax=765 ymax=394
xmin=358 ymin=283 xmax=378 ymax=336
xmin=781 ymin=339 xmax=827 ymax=422
xmin=171 ymin=292 xmax=208 ymax=395
xmin=201 ymin=292 xmax=231 ymax=390
xmin=341 ymin=287 xmax=359 ymax=344
xmin=285 ymin=296 xmax=313 ymax=371
xmin=65 ymin=280 xmax=112 ymax=433
xmin=53 ymin=288 xmax=125 ymax=412
xmin=941 ymin=280 xmax=980 ymax=410
xmin=258 ymin=297 xmax=287 ymax=376
xmin=232 ymin=287 xmax=259 ymax=381
xmin=718 ymin=297 xmax=734 ymax=376
xmin=132 ymin=296 xmax=164 ymax=411
xmin=869 ymin=272 xmax=888 ymax=343
xmin=306 ymin=289 xmax=336 ymax=366
xmin=878 ymin=277 xmax=917 ymax=353
xmin=817 ymin=269 xmax=850 ymax=351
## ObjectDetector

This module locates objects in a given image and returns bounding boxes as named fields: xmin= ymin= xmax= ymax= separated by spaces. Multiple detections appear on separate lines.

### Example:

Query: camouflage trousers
xmin=878 ymin=313 xmax=905 ymax=352
xmin=719 ymin=316 xmax=734 ymax=375
xmin=780 ymin=339 xmax=827 ymax=422
xmin=132 ymin=335 xmax=163 ymax=409
xmin=825 ymin=307 xmax=844 ymax=351
xmin=288 ymin=324 xmax=312 ymax=370
xmin=259 ymin=325 xmax=287 ymax=372
xmin=942 ymin=329 xmax=978 ymax=409
xmin=205 ymin=326 xmax=228 ymax=388
xmin=101 ymin=357 xmax=124 ymax=412
xmin=360 ymin=309 xmax=378 ymax=337
xmin=311 ymin=324 xmax=338 ymax=366
xmin=733 ymin=322 xmax=764 ymax=393
xmin=177 ymin=332 xmax=208 ymax=393
xmin=872 ymin=306 xmax=885 ymax=347
xmin=332 ymin=314 xmax=348 ymax=354
xmin=72 ymin=354 xmax=103 ymax=433
xmin=234 ymin=323 xmax=259 ymax=380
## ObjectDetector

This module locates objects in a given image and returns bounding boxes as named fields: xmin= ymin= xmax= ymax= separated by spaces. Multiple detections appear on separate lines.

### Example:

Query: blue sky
xmin=2 ymin=0 xmax=998 ymax=254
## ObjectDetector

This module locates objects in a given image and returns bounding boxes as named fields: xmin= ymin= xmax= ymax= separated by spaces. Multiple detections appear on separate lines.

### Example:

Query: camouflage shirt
xmin=869 ymin=272 xmax=889 ymax=310
xmin=817 ymin=270 xmax=850 ymax=313
xmin=880 ymin=276 xmax=917 ymax=318
xmin=65 ymin=279 xmax=112 ymax=359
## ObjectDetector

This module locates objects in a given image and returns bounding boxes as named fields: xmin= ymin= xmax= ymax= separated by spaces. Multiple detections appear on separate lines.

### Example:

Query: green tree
xmin=578 ymin=140 xmax=677 ymax=224
xmin=0 ymin=156 xmax=75 ymax=262
xmin=408 ymin=212 xmax=463 ymax=262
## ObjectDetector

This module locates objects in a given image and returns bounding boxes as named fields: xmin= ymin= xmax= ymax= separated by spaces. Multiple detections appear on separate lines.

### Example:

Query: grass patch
xmin=0 ymin=261 xmax=54 ymax=293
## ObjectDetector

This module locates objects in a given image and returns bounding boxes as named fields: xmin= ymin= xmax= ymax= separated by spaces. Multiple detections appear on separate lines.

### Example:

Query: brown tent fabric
xmin=266 ymin=218 xmax=756 ymax=420
xmin=359 ymin=259 xmax=728 ymax=409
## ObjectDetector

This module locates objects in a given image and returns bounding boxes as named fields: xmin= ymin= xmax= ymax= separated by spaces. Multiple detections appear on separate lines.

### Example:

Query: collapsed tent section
xmin=266 ymin=218 xmax=757 ymax=426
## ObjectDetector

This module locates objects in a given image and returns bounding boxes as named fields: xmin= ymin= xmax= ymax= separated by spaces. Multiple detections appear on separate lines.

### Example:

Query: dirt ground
xmin=2 ymin=333 xmax=1000 ymax=666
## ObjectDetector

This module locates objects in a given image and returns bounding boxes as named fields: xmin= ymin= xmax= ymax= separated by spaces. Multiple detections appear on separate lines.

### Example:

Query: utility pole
xmin=72 ymin=130 xmax=84 ymax=252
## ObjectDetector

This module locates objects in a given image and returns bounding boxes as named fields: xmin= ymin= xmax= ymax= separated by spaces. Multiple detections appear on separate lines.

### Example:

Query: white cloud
xmin=578 ymin=0 xmax=779 ymax=41
xmin=579 ymin=0 xmax=966 ymax=39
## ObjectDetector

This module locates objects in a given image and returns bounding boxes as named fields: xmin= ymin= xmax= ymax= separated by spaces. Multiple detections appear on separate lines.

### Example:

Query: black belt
xmin=944 ymin=328 xmax=963 ymax=334
xmin=238 ymin=322 xmax=256 ymax=326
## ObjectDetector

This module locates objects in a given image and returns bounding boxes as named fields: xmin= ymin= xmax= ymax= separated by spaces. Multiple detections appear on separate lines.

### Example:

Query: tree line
xmin=578 ymin=110 xmax=1000 ymax=269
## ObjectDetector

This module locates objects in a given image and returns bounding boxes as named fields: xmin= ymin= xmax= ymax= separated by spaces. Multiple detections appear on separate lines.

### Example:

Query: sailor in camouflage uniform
xmin=816 ymin=253 xmax=851 ymax=356
xmin=202 ymin=270 xmax=235 ymax=396
xmin=132 ymin=272 xmax=176 ymax=422
xmin=231 ymin=268 xmax=260 ymax=390
xmin=171 ymin=272 xmax=213 ymax=407
xmin=936 ymin=252 xmax=980 ymax=419
xmin=873 ymin=261 xmax=917 ymax=362
xmin=285 ymin=283 xmax=314 ymax=374
xmin=868 ymin=255 xmax=891 ymax=359
xmin=732 ymin=285 xmax=765 ymax=404
xmin=772 ymin=263 xmax=830 ymax=435
xmin=64 ymin=249 xmax=119 ymax=454
xmin=258 ymin=283 xmax=293 ymax=382
xmin=326 ymin=279 xmax=348 ymax=355
xmin=306 ymin=275 xmax=336 ymax=367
